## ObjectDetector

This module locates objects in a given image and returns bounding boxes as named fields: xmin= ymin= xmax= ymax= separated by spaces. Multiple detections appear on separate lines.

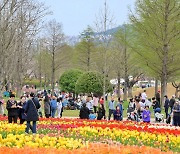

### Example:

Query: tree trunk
xmin=161 ymin=79 xmax=167 ymax=107
xmin=128 ymin=86 xmax=133 ymax=98
xmin=16 ymin=60 xmax=22 ymax=97
xmin=51 ymin=51 xmax=55 ymax=95
xmin=117 ymin=72 xmax=121 ymax=98
xmin=123 ymin=78 xmax=128 ymax=101
xmin=155 ymin=79 xmax=158 ymax=96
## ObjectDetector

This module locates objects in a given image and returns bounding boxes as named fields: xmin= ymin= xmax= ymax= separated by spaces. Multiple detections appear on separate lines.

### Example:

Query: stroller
xmin=154 ymin=108 xmax=164 ymax=122
xmin=127 ymin=108 xmax=140 ymax=122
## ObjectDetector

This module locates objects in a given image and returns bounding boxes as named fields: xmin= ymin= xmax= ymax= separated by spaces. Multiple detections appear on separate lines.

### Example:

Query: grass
xmin=2 ymin=97 xmax=165 ymax=119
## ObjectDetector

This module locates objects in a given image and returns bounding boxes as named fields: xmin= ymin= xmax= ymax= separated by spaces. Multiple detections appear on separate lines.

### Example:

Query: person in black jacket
xmin=17 ymin=96 xmax=27 ymax=124
xmin=25 ymin=93 xmax=40 ymax=134
xmin=79 ymin=103 xmax=90 ymax=119
xmin=169 ymin=95 xmax=175 ymax=113
xmin=6 ymin=94 xmax=18 ymax=123
xmin=164 ymin=95 xmax=169 ymax=119
xmin=97 ymin=104 xmax=106 ymax=120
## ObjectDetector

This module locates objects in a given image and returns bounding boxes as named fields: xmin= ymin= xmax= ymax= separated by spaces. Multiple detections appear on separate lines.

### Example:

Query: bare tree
xmin=94 ymin=0 xmax=116 ymax=102
xmin=44 ymin=20 xmax=66 ymax=94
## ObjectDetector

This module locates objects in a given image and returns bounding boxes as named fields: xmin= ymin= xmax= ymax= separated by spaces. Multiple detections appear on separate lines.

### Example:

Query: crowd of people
xmin=0 ymin=88 xmax=179 ymax=135
xmin=79 ymin=90 xmax=180 ymax=126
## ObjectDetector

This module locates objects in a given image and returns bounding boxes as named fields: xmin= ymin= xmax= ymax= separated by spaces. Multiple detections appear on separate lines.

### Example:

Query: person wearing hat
xmin=172 ymin=100 xmax=180 ymax=126
xmin=6 ymin=94 xmax=19 ymax=123
xmin=164 ymin=95 xmax=169 ymax=119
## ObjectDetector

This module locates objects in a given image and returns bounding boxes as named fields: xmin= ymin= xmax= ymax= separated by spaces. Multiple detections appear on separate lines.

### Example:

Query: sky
xmin=39 ymin=0 xmax=136 ymax=36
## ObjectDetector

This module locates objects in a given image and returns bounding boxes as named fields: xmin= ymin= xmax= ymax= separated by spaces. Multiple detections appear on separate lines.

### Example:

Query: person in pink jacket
xmin=93 ymin=94 xmax=99 ymax=113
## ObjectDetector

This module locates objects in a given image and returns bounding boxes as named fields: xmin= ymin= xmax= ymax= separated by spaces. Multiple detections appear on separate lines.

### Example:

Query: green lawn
xmin=2 ymin=97 xmax=165 ymax=119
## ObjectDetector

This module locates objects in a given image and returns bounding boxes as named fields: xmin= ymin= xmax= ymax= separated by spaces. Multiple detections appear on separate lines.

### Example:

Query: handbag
xmin=31 ymin=99 xmax=39 ymax=116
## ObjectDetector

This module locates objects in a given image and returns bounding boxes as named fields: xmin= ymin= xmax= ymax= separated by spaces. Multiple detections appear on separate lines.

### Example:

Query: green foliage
xmin=129 ymin=0 xmax=180 ymax=81
xmin=23 ymin=78 xmax=45 ymax=87
xmin=75 ymin=72 xmax=113 ymax=96
xmin=59 ymin=69 xmax=83 ymax=93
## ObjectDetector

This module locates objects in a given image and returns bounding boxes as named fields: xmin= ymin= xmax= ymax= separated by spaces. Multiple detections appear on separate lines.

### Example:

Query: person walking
xmin=164 ymin=95 xmax=169 ymax=119
xmin=108 ymin=97 xmax=116 ymax=120
xmin=172 ymin=100 xmax=180 ymax=126
xmin=44 ymin=95 xmax=50 ymax=118
xmin=50 ymin=96 xmax=57 ymax=118
xmin=6 ymin=94 xmax=19 ymax=123
xmin=25 ymin=93 xmax=40 ymax=134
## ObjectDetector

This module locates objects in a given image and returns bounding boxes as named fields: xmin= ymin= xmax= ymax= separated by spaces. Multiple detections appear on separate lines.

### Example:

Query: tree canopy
xmin=75 ymin=72 xmax=113 ymax=96
xmin=59 ymin=69 xmax=83 ymax=93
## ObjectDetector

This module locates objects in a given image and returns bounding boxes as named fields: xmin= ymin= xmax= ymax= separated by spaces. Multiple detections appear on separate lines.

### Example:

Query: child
xmin=89 ymin=111 xmax=96 ymax=120
xmin=142 ymin=105 xmax=151 ymax=123
xmin=113 ymin=106 xmax=122 ymax=121
xmin=38 ymin=99 xmax=43 ymax=118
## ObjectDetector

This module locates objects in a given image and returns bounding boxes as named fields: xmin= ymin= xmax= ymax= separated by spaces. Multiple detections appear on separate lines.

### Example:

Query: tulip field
xmin=0 ymin=116 xmax=179 ymax=154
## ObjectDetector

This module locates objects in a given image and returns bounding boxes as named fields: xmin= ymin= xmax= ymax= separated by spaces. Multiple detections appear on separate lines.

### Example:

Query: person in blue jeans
xmin=24 ymin=93 xmax=40 ymax=134
xmin=50 ymin=96 xmax=57 ymax=118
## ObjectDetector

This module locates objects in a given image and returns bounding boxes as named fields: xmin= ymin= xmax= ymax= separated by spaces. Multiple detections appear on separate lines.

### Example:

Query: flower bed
xmin=0 ymin=116 xmax=179 ymax=153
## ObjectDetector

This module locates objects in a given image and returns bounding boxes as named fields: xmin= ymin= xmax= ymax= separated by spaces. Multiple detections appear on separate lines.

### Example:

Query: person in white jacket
xmin=57 ymin=97 xmax=63 ymax=118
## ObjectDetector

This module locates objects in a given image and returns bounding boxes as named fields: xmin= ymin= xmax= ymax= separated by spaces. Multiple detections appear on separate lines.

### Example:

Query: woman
xmin=142 ymin=106 xmax=151 ymax=123
xmin=6 ymin=94 xmax=19 ymax=123
xmin=44 ymin=95 xmax=50 ymax=118
xmin=173 ymin=100 xmax=180 ymax=126
xmin=97 ymin=104 xmax=106 ymax=120
xmin=25 ymin=93 xmax=40 ymax=134
xmin=17 ymin=96 xmax=27 ymax=124
xmin=93 ymin=94 xmax=99 ymax=113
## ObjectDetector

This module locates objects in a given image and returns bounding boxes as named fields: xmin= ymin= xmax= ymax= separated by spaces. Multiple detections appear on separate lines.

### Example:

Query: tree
xmin=94 ymin=0 xmax=115 ymax=101
xmin=172 ymin=82 xmax=180 ymax=98
xmin=44 ymin=20 xmax=66 ymax=94
xmin=129 ymin=0 xmax=180 ymax=105
xmin=74 ymin=26 xmax=96 ymax=71
xmin=0 ymin=0 xmax=48 ymax=96
xmin=112 ymin=25 xmax=142 ymax=100
xmin=75 ymin=72 xmax=113 ymax=96
xmin=59 ymin=69 xmax=83 ymax=94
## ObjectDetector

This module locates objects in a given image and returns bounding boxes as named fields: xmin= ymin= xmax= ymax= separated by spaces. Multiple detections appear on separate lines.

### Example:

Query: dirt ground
xmin=133 ymin=83 xmax=176 ymax=99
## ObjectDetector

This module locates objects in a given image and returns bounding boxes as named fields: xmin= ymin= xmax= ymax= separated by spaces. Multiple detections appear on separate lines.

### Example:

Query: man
xmin=169 ymin=95 xmax=175 ymax=113
xmin=141 ymin=90 xmax=147 ymax=102
xmin=164 ymin=95 xmax=169 ymax=119
xmin=108 ymin=97 xmax=116 ymax=120
xmin=25 ymin=93 xmax=40 ymax=134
